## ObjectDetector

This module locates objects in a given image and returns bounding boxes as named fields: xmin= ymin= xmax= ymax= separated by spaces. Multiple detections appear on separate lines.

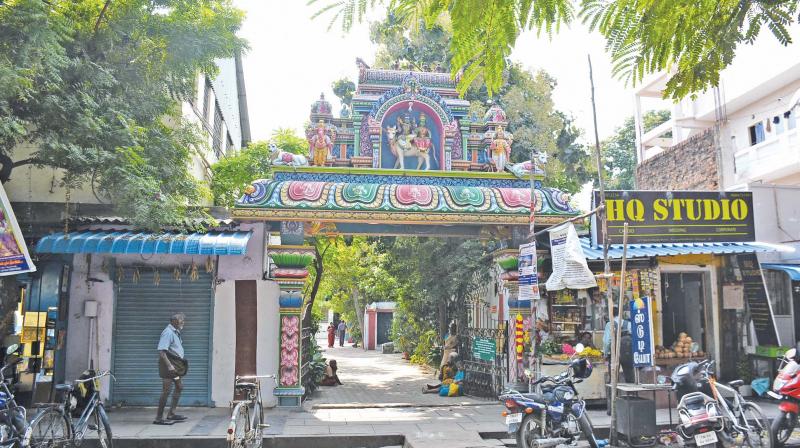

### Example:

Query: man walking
xmin=154 ymin=313 xmax=188 ymax=425
xmin=337 ymin=320 xmax=347 ymax=347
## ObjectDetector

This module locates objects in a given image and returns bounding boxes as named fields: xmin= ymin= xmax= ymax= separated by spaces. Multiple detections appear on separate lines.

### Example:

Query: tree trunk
xmin=351 ymin=286 xmax=365 ymax=347
xmin=301 ymin=250 xmax=323 ymax=331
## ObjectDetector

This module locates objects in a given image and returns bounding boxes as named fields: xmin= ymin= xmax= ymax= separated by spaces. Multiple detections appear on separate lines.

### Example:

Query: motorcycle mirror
xmin=5 ymin=344 xmax=18 ymax=356
xmin=574 ymin=343 xmax=585 ymax=354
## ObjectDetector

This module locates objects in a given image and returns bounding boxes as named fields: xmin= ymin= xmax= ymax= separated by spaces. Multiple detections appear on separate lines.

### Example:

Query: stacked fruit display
xmin=655 ymin=332 xmax=705 ymax=359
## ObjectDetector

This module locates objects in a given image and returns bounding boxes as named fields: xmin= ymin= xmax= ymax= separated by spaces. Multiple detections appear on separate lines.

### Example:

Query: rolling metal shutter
xmin=112 ymin=270 xmax=213 ymax=406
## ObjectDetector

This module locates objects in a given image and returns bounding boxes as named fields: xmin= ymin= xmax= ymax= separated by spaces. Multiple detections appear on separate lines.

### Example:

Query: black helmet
xmin=571 ymin=358 xmax=593 ymax=379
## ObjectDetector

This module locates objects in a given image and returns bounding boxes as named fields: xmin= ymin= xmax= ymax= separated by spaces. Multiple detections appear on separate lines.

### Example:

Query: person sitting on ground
xmin=577 ymin=331 xmax=594 ymax=348
xmin=424 ymin=352 xmax=458 ymax=394
xmin=320 ymin=359 xmax=342 ymax=386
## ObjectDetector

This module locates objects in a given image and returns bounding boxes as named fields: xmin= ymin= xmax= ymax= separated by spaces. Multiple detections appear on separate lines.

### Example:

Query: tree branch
xmin=94 ymin=0 xmax=112 ymax=35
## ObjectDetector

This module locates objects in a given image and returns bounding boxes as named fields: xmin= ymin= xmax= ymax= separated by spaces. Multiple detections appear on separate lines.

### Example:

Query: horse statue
xmin=385 ymin=126 xmax=435 ymax=170
xmin=268 ymin=142 xmax=308 ymax=167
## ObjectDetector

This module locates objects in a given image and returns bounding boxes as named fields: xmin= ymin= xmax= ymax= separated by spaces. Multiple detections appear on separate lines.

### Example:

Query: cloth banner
xmin=545 ymin=223 xmax=596 ymax=290
xmin=0 ymin=183 xmax=35 ymax=276
xmin=518 ymin=242 xmax=540 ymax=301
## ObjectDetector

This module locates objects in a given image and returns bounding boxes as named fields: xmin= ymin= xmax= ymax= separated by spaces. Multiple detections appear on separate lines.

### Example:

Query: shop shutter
xmin=111 ymin=270 xmax=213 ymax=406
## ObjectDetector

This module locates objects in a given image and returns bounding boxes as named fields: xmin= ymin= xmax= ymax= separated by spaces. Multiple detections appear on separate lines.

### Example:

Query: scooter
xmin=498 ymin=344 xmax=599 ymax=448
xmin=0 ymin=344 xmax=28 ymax=447
xmin=671 ymin=360 xmax=726 ymax=448
xmin=673 ymin=359 xmax=772 ymax=448
xmin=768 ymin=345 xmax=800 ymax=447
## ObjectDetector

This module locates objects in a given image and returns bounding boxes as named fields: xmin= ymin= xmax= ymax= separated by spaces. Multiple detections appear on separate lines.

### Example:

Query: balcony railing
xmin=734 ymin=128 xmax=800 ymax=183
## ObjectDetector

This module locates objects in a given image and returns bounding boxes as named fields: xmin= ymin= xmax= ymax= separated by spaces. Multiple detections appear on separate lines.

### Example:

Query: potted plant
xmin=737 ymin=358 xmax=754 ymax=396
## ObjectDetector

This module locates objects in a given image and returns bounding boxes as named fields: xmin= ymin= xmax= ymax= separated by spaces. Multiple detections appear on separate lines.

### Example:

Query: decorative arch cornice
xmin=369 ymin=74 xmax=455 ymax=124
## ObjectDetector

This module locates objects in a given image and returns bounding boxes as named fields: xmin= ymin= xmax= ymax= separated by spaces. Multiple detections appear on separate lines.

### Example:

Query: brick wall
xmin=636 ymin=129 xmax=719 ymax=190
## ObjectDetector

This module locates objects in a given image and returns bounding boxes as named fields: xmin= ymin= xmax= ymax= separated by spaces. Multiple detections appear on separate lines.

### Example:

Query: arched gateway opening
xmin=232 ymin=66 xmax=579 ymax=408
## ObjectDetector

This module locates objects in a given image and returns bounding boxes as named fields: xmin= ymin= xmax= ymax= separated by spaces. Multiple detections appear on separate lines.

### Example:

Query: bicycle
xmin=26 ymin=370 xmax=114 ymax=448
xmin=227 ymin=375 xmax=274 ymax=448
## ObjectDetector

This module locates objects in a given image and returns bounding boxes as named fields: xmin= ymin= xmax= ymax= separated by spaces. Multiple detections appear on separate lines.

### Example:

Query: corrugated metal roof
xmin=579 ymin=237 xmax=788 ymax=260
xmin=36 ymin=231 xmax=251 ymax=256
xmin=761 ymin=263 xmax=800 ymax=281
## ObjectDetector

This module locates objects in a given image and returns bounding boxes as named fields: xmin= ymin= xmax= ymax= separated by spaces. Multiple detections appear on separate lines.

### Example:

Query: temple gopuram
xmin=234 ymin=62 xmax=580 ymax=406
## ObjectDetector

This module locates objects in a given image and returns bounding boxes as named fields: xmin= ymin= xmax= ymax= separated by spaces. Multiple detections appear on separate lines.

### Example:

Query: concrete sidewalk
xmin=309 ymin=340 xmax=488 ymax=408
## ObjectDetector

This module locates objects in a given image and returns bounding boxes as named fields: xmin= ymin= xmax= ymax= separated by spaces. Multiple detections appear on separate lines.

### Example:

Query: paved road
xmin=309 ymin=335 xmax=488 ymax=407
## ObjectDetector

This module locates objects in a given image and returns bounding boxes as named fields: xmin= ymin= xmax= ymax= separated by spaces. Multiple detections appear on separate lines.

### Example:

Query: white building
xmin=632 ymin=31 xmax=800 ymax=347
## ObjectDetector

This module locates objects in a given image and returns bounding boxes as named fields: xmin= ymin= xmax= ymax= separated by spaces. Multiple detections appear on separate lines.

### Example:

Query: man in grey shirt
xmin=154 ymin=313 xmax=187 ymax=425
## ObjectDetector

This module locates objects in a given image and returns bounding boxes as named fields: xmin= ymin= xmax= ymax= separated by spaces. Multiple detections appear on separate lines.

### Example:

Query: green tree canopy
xmin=211 ymin=128 xmax=307 ymax=207
xmin=0 ymin=0 xmax=246 ymax=229
xmin=331 ymin=78 xmax=356 ymax=107
xmin=602 ymin=110 xmax=671 ymax=190
xmin=311 ymin=0 xmax=798 ymax=100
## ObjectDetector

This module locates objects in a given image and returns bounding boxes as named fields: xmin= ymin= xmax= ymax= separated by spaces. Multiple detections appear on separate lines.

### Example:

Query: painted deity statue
xmin=489 ymin=125 xmax=512 ymax=172
xmin=268 ymin=142 xmax=308 ymax=167
xmin=308 ymin=120 xmax=333 ymax=166
xmin=385 ymin=113 xmax=436 ymax=170
xmin=412 ymin=115 xmax=433 ymax=154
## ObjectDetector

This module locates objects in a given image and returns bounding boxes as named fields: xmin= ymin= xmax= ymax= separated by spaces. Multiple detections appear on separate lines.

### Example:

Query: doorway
xmin=661 ymin=272 xmax=707 ymax=351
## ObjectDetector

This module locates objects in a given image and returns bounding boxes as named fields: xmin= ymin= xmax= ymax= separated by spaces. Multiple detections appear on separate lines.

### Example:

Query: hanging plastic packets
xmin=515 ymin=313 xmax=525 ymax=361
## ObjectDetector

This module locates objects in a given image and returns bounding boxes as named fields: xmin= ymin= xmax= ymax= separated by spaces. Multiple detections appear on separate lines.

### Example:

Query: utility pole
xmin=588 ymin=54 xmax=619 ymax=445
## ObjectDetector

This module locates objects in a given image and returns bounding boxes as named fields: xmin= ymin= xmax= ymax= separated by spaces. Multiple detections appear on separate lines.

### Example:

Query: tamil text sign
xmin=629 ymin=297 xmax=655 ymax=367
xmin=472 ymin=337 xmax=497 ymax=362
xmin=592 ymin=190 xmax=755 ymax=244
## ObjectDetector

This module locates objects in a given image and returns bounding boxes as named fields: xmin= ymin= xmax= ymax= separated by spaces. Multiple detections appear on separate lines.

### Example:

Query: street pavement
xmin=101 ymin=334 xmax=793 ymax=447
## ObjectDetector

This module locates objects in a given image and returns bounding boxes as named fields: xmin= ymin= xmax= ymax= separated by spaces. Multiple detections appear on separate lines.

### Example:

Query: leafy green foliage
xmin=210 ymin=128 xmax=307 ymax=207
xmin=601 ymin=110 xmax=670 ymax=189
xmin=331 ymin=78 xmax=356 ymax=106
xmin=312 ymin=0 xmax=799 ymax=100
xmin=371 ymin=16 xmax=452 ymax=70
xmin=0 ymin=0 xmax=246 ymax=229
xmin=581 ymin=0 xmax=798 ymax=99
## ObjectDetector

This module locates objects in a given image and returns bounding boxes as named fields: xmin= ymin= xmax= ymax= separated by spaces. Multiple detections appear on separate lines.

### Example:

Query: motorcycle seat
xmin=727 ymin=380 xmax=744 ymax=389
xmin=520 ymin=392 xmax=555 ymax=403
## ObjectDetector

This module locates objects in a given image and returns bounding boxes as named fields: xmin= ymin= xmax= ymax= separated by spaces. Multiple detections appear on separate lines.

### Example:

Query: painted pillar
xmin=268 ymin=243 xmax=316 ymax=407
xmin=368 ymin=118 xmax=382 ymax=169
xmin=353 ymin=114 xmax=362 ymax=156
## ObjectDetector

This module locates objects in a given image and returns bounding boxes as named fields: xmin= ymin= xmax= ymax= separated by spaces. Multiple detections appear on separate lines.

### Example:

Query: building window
xmin=787 ymin=110 xmax=797 ymax=130
xmin=212 ymin=105 xmax=224 ymax=158
xmin=202 ymin=78 xmax=213 ymax=125
xmin=749 ymin=121 xmax=766 ymax=146
xmin=764 ymin=270 xmax=792 ymax=316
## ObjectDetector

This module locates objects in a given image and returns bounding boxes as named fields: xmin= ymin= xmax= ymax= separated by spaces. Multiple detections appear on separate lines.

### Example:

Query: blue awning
xmin=579 ymin=237 xmax=789 ymax=260
xmin=761 ymin=263 xmax=800 ymax=281
xmin=36 ymin=231 xmax=252 ymax=256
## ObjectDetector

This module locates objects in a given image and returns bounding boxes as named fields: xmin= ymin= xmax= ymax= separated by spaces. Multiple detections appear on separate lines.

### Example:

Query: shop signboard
xmin=546 ymin=223 xmax=597 ymax=291
xmin=0 ymin=182 xmax=35 ymax=276
xmin=592 ymin=190 xmax=755 ymax=244
xmin=518 ymin=242 xmax=540 ymax=301
xmin=472 ymin=337 xmax=497 ymax=362
xmin=629 ymin=297 xmax=655 ymax=367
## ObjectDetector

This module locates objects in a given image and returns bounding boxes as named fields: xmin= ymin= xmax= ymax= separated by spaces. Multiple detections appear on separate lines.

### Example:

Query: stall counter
xmin=540 ymin=357 xmax=607 ymax=400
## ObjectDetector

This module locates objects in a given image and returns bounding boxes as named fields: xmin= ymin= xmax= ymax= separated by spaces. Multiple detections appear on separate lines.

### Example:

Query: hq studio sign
xmin=592 ymin=191 xmax=756 ymax=244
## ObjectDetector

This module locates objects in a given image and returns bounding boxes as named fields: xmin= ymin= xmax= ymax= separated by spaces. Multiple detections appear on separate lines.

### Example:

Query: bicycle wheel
xmin=229 ymin=402 xmax=250 ymax=448
xmin=27 ymin=407 xmax=71 ymax=448
xmin=95 ymin=404 xmax=113 ymax=448
xmin=742 ymin=402 xmax=774 ymax=448
xmin=248 ymin=401 xmax=263 ymax=448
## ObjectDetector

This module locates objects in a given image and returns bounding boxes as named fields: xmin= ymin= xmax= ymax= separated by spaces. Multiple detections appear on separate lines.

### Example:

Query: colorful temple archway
xmin=235 ymin=63 xmax=577 ymax=406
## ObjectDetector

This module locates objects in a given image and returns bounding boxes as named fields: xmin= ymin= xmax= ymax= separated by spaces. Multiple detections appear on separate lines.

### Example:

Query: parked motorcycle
xmin=672 ymin=359 xmax=772 ymax=448
xmin=0 ymin=344 xmax=28 ymax=447
xmin=499 ymin=344 xmax=599 ymax=448
xmin=768 ymin=345 xmax=800 ymax=447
